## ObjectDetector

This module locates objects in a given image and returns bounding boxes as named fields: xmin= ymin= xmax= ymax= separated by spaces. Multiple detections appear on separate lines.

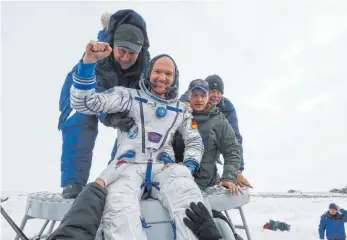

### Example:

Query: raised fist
xmin=83 ymin=41 xmax=112 ymax=64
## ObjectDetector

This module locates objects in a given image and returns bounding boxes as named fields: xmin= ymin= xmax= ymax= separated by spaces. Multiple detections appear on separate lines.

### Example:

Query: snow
xmin=1 ymin=191 xmax=346 ymax=239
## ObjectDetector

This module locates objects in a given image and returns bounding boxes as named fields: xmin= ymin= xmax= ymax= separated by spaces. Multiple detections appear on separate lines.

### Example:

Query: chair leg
xmin=238 ymin=207 xmax=252 ymax=240
xmin=47 ymin=221 xmax=56 ymax=236
xmin=14 ymin=214 xmax=30 ymax=240
xmin=224 ymin=210 xmax=237 ymax=233
xmin=37 ymin=220 xmax=50 ymax=238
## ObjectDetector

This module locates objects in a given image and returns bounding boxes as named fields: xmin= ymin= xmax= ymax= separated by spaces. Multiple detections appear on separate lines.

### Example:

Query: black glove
xmin=183 ymin=202 xmax=222 ymax=240
xmin=104 ymin=112 xmax=135 ymax=132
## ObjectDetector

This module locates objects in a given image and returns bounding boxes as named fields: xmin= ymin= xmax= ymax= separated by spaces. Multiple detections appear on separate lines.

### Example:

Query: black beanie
xmin=205 ymin=75 xmax=224 ymax=94
xmin=329 ymin=203 xmax=337 ymax=210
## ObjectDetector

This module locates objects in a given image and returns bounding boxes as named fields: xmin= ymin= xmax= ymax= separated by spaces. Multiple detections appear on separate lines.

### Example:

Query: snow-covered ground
xmin=1 ymin=191 xmax=346 ymax=240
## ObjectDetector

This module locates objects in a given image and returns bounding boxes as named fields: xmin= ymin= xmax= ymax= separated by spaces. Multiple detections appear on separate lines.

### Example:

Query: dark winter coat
xmin=319 ymin=209 xmax=347 ymax=240
xmin=180 ymin=93 xmax=244 ymax=171
xmin=173 ymin=104 xmax=240 ymax=190
xmin=217 ymin=97 xmax=244 ymax=171
xmin=59 ymin=9 xmax=150 ymax=124
xmin=47 ymin=182 xmax=107 ymax=240
xmin=58 ymin=9 xmax=150 ymax=187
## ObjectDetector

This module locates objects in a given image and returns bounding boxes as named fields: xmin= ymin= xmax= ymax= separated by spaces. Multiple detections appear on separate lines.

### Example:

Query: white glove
xmin=336 ymin=205 xmax=341 ymax=212
xmin=97 ymin=163 xmax=126 ymax=187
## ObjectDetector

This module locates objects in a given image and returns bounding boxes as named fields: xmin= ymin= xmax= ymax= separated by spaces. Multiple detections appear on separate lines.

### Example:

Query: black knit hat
xmin=329 ymin=203 xmax=337 ymax=210
xmin=205 ymin=75 xmax=224 ymax=94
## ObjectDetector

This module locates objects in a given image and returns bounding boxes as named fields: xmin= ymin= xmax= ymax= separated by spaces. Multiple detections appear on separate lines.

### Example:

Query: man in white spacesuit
xmin=69 ymin=40 xmax=205 ymax=240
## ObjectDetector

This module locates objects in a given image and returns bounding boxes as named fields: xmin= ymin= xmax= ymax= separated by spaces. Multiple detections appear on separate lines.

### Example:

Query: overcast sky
xmin=1 ymin=1 xmax=347 ymax=193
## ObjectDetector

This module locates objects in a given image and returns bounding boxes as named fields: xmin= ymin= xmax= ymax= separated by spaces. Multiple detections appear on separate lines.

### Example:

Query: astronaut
xmin=69 ymin=41 xmax=205 ymax=240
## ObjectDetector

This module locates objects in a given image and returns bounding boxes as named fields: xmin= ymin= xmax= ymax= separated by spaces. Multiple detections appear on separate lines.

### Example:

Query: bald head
xmin=149 ymin=56 xmax=175 ymax=97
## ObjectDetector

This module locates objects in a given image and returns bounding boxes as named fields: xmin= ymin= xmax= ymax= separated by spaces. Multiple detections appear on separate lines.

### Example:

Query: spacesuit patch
xmin=128 ymin=125 xmax=139 ymax=139
xmin=148 ymin=132 xmax=162 ymax=143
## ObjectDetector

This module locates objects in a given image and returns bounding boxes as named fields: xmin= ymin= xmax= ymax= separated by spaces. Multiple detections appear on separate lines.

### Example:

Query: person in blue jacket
xmin=319 ymin=203 xmax=347 ymax=240
xmin=97 ymin=12 xmax=111 ymax=42
xmin=58 ymin=9 xmax=150 ymax=199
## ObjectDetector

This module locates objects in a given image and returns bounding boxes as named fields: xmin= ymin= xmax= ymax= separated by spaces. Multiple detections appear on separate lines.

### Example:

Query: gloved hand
xmin=104 ymin=112 xmax=135 ymax=132
xmin=183 ymin=202 xmax=222 ymax=240
xmin=336 ymin=205 xmax=341 ymax=212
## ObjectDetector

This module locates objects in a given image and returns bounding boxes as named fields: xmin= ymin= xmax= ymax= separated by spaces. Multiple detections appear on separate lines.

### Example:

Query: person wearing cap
xmin=173 ymin=79 xmax=241 ymax=193
xmin=58 ymin=9 xmax=150 ymax=199
xmin=319 ymin=203 xmax=347 ymax=240
xmin=68 ymin=39 xmax=206 ymax=239
xmin=173 ymin=79 xmax=243 ymax=239
xmin=180 ymin=74 xmax=251 ymax=190
xmin=97 ymin=12 xmax=111 ymax=42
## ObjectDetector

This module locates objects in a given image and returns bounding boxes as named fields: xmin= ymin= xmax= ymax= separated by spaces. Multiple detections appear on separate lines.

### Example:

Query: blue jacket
xmin=180 ymin=93 xmax=244 ymax=171
xmin=319 ymin=209 xmax=347 ymax=239
xmin=97 ymin=28 xmax=107 ymax=42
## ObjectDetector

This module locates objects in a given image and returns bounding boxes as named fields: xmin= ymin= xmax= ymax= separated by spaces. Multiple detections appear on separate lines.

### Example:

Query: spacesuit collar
xmin=140 ymin=77 xmax=178 ymax=104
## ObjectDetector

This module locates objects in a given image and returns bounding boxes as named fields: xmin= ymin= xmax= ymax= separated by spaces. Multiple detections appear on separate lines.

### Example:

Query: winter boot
xmin=62 ymin=183 xmax=83 ymax=199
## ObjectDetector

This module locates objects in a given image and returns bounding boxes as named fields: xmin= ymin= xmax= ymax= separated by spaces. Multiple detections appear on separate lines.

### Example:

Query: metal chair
xmin=15 ymin=187 xmax=252 ymax=240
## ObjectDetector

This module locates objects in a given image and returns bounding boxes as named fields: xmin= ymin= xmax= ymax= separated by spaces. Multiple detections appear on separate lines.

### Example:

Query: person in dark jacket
xmin=174 ymin=79 xmax=244 ymax=239
xmin=97 ymin=12 xmax=111 ymax=42
xmin=173 ymin=79 xmax=241 ymax=193
xmin=47 ymin=171 xmax=222 ymax=240
xmin=180 ymin=75 xmax=252 ymax=189
xmin=319 ymin=203 xmax=347 ymax=240
xmin=205 ymin=75 xmax=251 ymax=189
xmin=58 ymin=9 xmax=150 ymax=199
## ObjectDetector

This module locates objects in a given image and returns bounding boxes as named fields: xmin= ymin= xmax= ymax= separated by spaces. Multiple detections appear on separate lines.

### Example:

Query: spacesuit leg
xmin=151 ymin=164 xmax=205 ymax=240
xmin=102 ymin=164 xmax=147 ymax=240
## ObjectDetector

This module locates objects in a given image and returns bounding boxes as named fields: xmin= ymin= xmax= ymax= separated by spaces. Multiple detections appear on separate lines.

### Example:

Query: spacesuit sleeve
xmin=177 ymin=109 xmax=204 ymax=166
xmin=70 ymin=60 xmax=132 ymax=115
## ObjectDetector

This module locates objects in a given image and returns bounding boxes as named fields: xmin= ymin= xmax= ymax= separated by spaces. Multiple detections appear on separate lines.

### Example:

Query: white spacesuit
xmin=70 ymin=55 xmax=205 ymax=240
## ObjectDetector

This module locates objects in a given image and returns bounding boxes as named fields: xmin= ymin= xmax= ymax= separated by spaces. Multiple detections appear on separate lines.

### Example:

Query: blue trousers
xmin=60 ymin=112 xmax=98 ymax=187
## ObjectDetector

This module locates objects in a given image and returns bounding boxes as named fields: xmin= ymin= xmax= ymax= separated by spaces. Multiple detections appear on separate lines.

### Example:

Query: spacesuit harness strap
xmin=136 ymin=90 xmax=146 ymax=154
xmin=134 ymin=90 xmax=182 ymax=156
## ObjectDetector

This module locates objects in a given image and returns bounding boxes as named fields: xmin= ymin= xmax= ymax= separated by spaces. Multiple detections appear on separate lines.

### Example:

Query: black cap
xmin=205 ymin=75 xmax=224 ymax=94
xmin=113 ymin=24 xmax=144 ymax=53
xmin=188 ymin=79 xmax=210 ymax=94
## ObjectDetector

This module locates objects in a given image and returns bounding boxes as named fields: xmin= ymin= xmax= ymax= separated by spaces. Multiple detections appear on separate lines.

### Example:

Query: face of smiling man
xmin=149 ymin=56 xmax=175 ymax=98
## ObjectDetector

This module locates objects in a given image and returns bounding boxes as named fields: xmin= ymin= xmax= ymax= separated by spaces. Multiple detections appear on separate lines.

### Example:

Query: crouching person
xmin=69 ymin=41 xmax=206 ymax=240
